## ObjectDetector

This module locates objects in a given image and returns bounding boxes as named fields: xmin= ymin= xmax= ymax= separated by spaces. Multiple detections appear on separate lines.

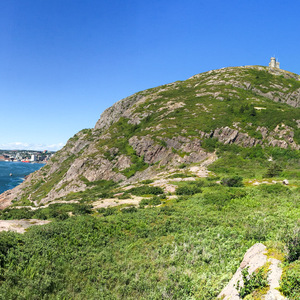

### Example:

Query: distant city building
xmin=16 ymin=153 xmax=22 ymax=160
xmin=30 ymin=155 xmax=36 ymax=162
xmin=269 ymin=57 xmax=280 ymax=69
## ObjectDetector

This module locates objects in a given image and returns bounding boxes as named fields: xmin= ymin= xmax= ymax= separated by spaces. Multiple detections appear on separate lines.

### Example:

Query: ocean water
xmin=0 ymin=161 xmax=44 ymax=194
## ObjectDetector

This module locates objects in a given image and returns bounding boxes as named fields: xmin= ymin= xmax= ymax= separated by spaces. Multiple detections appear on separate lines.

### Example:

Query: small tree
xmin=265 ymin=163 xmax=283 ymax=178
xmin=221 ymin=176 xmax=244 ymax=187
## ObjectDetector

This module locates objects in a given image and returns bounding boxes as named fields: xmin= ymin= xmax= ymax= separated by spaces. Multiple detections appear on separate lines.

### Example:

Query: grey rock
xmin=218 ymin=243 xmax=287 ymax=300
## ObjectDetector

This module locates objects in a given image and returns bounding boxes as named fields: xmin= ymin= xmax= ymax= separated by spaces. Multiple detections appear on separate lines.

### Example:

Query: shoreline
xmin=0 ymin=160 xmax=46 ymax=164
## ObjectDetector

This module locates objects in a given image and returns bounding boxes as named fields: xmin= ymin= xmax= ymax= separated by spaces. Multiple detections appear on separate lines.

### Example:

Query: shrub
xmin=97 ymin=208 xmax=106 ymax=214
xmin=129 ymin=186 xmax=164 ymax=196
xmin=201 ymin=138 xmax=219 ymax=152
xmin=0 ymin=232 xmax=22 ymax=268
xmin=73 ymin=204 xmax=93 ymax=215
xmin=202 ymin=191 xmax=230 ymax=206
xmin=285 ymin=227 xmax=300 ymax=263
xmin=265 ymin=163 xmax=283 ymax=178
xmin=280 ymin=261 xmax=300 ymax=298
xmin=258 ymin=184 xmax=290 ymax=195
xmin=55 ymin=212 xmax=69 ymax=221
xmin=221 ymin=176 xmax=244 ymax=187
xmin=103 ymin=207 xmax=118 ymax=216
xmin=140 ymin=196 xmax=163 ymax=207
xmin=176 ymin=185 xmax=202 ymax=195
xmin=0 ymin=208 xmax=34 ymax=220
xmin=140 ymin=179 xmax=154 ymax=184
xmin=236 ymin=266 xmax=268 ymax=298
xmin=169 ymin=173 xmax=189 ymax=179
xmin=227 ymin=188 xmax=247 ymax=199
xmin=121 ymin=206 xmax=138 ymax=213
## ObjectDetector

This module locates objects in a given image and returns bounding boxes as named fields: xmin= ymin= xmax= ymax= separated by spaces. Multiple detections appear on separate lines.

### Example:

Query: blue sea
xmin=0 ymin=161 xmax=44 ymax=194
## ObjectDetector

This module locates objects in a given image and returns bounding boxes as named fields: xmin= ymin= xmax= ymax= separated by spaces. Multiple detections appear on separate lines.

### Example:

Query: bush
xmin=169 ymin=173 xmax=189 ymax=179
xmin=73 ymin=204 xmax=93 ymax=215
xmin=178 ymin=163 xmax=187 ymax=169
xmin=129 ymin=186 xmax=164 ymax=196
xmin=176 ymin=185 xmax=202 ymax=195
xmin=280 ymin=261 xmax=300 ymax=299
xmin=201 ymin=138 xmax=219 ymax=152
xmin=258 ymin=184 xmax=290 ymax=195
xmin=121 ymin=206 xmax=138 ymax=213
xmin=0 ymin=208 xmax=34 ymax=220
xmin=285 ymin=227 xmax=300 ymax=263
xmin=140 ymin=196 xmax=163 ymax=207
xmin=103 ymin=207 xmax=118 ymax=216
xmin=140 ymin=179 xmax=154 ymax=184
xmin=202 ymin=191 xmax=230 ymax=206
xmin=236 ymin=266 xmax=268 ymax=298
xmin=0 ymin=232 xmax=22 ymax=268
xmin=221 ymin=176 xmax=244 ymax=187
xmin=265 ymin=163 xmax=283 ymax=178
xmin=97 ymin=208 xmax=106 ymax=214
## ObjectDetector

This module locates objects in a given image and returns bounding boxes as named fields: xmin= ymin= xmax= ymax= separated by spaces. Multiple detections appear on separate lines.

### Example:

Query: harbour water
xmin=0 ymin=161 xmax=44 ymax=194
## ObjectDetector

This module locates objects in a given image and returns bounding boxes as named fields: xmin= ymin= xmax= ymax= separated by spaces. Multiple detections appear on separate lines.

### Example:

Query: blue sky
xmin=0 ymin=0 xmax=299 ymax=151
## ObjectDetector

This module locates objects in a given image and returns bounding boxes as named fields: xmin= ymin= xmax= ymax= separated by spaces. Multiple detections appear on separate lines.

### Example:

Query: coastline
xmin=0 ymin=161 xmax=45 ymax=199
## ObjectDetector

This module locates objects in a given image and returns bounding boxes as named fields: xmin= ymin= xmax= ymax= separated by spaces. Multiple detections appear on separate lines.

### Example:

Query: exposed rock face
xmin=0 ymin=65 xmax=299 ymax=208
xmin=218 ymin=243 xmax=287 ymax=300
xmin=212 ymin=127 xmax=261 ymax=147
xmin=94 ymin=94 xmax=143 ymax=131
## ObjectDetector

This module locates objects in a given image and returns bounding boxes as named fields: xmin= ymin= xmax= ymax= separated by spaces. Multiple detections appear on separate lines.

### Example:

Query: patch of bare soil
xmin=0 ymin=219 xmax=51 ymax=234
xmin=93 ymin=197 xmax=142 ymax=209
xmin=151 ymin=155 xmax=217 ymax=193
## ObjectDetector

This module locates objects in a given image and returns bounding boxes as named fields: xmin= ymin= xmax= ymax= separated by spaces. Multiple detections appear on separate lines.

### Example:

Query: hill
xmin=1 ymin=65 xmax=299 ymax=208
xmin=0 ymin=65 xmax=299 ymax=299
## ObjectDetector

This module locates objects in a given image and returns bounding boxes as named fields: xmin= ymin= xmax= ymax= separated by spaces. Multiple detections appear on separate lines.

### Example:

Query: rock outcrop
xmin=218 ymin=243 xmax=287 ymax=300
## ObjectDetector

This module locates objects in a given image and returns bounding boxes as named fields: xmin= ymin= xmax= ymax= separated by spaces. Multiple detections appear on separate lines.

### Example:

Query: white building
xmin=30 ymin=154 xmax=36 ymax=162
xmin=269 ymin=57 xmax=280 ymax=69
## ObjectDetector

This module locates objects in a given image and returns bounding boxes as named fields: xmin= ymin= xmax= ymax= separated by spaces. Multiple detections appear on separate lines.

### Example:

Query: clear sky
xmin=0 ymin=0 xmax=299 ymax=151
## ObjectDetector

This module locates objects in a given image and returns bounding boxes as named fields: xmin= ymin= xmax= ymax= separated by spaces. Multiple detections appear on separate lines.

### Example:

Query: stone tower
xmin=269 ymin=57 xmax=280 ymax=69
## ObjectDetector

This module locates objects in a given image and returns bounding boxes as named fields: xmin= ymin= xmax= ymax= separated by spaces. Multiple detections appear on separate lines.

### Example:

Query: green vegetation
xmin=0 ymin=203 xmax=92 ymax=221
xmin=126 ymin=185 xmax=164 ymax=196
xmin=175 ymin=185 xmax=202 ymax=195
xmin=236 ymin=266 xmax=269 ymax=298
xmin=61 ymin=179 xmax=117 ymax=201
xmin=265 ymin=162 xmax=283 ymax=178
xmin=0 ymin=66 xmax=299 ymax=298
xmin=221 ymin=175 xmax=244 ymax=187
xmin=209 ymin=144 xmax=300 ymax=179
xmin=0 ymin=185 xmax=299 ymax=298
xmin=139 ymin=195 xmax=165 ymax=207
xmin=280 ymin=261 xmax=300 ymax=299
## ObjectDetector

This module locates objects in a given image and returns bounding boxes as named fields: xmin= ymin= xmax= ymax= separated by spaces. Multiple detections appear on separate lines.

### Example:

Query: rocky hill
xmin=1 ymin=65 xmax=299 ymax=208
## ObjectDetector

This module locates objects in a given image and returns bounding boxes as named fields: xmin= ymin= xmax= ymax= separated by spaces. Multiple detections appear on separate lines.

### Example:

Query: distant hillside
xmin=1 ymin=65 xmax=299 ymax=208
